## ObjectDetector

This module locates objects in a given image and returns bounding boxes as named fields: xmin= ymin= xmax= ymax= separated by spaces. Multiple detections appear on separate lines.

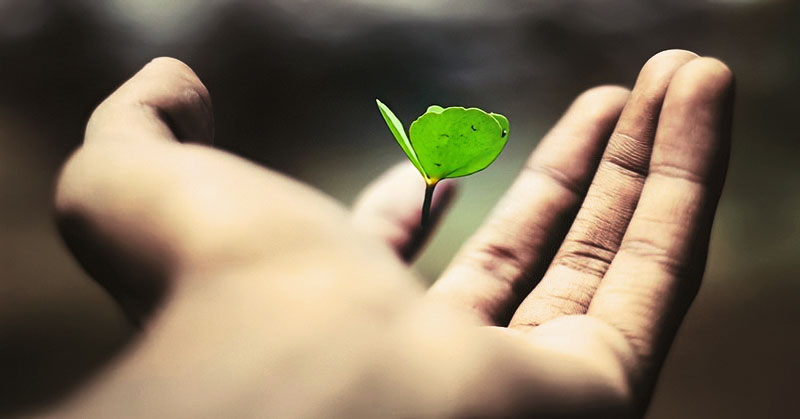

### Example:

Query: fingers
xmin=509 ymin=50 xmax=698 ymax=328
xmin=587 ymin=58 xmax=734 ymax=378
xmin=351 ymin=162 xmax=457 ymax=262
xmin=428 ymin=85 xmax=630 ymax=325
xmin=85 ymin=57 xmax=214 ymax=146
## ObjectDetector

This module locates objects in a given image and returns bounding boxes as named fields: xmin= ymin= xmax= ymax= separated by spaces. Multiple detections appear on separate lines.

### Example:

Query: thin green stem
xmin=421 ymin=181 xmax=437 ymax=230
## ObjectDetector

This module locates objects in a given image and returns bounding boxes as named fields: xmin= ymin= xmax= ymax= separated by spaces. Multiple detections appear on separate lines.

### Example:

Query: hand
xmin=50 ymin=50 xmax=733 ymax=418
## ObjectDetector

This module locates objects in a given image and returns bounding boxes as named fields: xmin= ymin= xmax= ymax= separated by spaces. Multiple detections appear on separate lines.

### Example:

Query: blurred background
xmin=0 ymin=0 xmax=798 ymax=417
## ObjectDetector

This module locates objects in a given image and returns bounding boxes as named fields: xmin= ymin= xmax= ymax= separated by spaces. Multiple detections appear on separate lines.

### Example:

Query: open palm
xmin=51 ymin=50 xmax=733 ymax=418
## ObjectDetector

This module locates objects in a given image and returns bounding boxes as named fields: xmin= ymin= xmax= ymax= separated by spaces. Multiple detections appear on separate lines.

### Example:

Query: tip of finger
xmin=636 ymin=49 xmax=700 ymax=88
xmin=645 ymin=49 xmax=700 ymax=68
xmin=142 ymin=57 xmax=198 ymax=79
xmin=135 ymin=57 xmax=211 ymax=103
xmin=576 ymin=85 xmax=630 ymax=107
xmin=573 ymin=85 xmax=631 ymax=113
xmin=566 ymin=85 xmax=630 ymax=128
xmin=670 ymin=57 xmax=735 ymax=102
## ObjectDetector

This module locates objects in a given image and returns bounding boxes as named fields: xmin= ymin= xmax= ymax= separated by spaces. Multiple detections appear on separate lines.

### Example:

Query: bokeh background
xmin=1 ymin=0 xmax=798 ymax=417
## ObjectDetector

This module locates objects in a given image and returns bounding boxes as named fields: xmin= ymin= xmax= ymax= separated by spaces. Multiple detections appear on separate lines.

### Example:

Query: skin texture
xmin=47 ymin=50 xmax=733 ymax=418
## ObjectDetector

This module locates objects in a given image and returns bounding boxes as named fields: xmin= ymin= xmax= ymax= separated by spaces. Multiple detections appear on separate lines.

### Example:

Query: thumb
xmin=55 ymin=57 xmax=215 ymax=324
xmin=85 ymin=57 xmax=214 ymax=146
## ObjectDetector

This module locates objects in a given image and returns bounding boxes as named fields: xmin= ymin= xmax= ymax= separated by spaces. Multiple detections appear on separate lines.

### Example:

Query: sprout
xmin=377 ymin=99 xmax=509 ymax=227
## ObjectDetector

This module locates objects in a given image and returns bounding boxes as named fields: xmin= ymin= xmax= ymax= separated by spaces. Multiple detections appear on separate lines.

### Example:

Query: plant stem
xmin=421 ymin=181 xmax=437 ymax=230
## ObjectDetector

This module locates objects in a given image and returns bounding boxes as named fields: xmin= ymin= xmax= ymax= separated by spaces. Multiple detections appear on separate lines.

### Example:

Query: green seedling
xmin=376 ymin=99 xmax=509 ymax=228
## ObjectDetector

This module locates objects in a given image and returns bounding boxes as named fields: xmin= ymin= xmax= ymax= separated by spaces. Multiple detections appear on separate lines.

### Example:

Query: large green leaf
xmin=409 ymin=106 xmax=509 ymax=181
xmin=376 ymin=99 xmax=426 ymax=177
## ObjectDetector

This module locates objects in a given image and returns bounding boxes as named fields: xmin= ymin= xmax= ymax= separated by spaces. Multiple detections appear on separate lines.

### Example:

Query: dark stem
xmin=421 ymin=181 xmax=437 ymax=230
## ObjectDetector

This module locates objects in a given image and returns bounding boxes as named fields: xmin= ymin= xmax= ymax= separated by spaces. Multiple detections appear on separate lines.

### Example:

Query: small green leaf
xmin=377 ymin=100 xmax=510 ymax=228
xmin=376 ymin=99 xmax=426 ymax=177
xmin=409 ymin=106 xmax=509 ymax=180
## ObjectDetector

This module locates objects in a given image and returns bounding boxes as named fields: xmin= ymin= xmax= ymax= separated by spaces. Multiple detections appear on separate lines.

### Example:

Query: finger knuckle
xmin=524 ymin=161 xmax=586 ymax=196
xmin=602 ymin=134 xmax=651 ymax=181
xmin=463 ymin=241 xmax=528 ymax=290
xmin=619 ymin=237 xmax=688 ymax=277
xmin=542 ymin=285 xmax=594 ymax=314
xmin=554 ymin=237 xmax=618 ymax=277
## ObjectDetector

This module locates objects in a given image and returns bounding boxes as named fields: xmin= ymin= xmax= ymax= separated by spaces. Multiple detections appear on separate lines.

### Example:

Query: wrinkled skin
xmin=48 ymin=49 xmax=733 ymax=418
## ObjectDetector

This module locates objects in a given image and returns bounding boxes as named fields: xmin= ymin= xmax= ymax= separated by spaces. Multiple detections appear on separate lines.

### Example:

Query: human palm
xmin=51 ymin=50 xmax=733 ymax=418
